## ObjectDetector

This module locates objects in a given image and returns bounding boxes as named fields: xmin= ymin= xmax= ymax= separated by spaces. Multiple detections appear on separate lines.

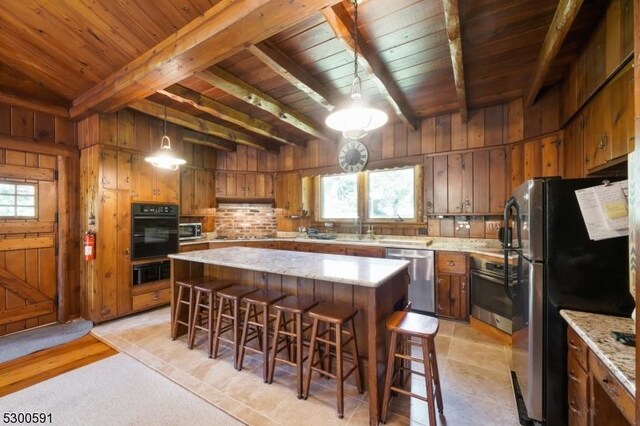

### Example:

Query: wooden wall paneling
xmin=563 ymin=116 xmax=585 ymax=178
xmin=99 ymin=113 xmax=117 ymax=147
xmin=0 ymin=252 xmax=6 ymax=335
xmin=541 ymin=87 xmax=561 ymax=133
xmin=605 ymin=0 xmax=622 ymax=76
xmin=117 ymin=109 xmax=134 ymax=149
xmin=54 ymin=116 xmax=76 ymax=147
xmin=484 ymin=105 xmax=503 ymax=146
xmin=226 ymin=149 xmax=238 ymax=171
xmin=541 ymin=136 xmax=560 ymax=177
xmin=11 ymin=107 xmax=34 ymax=139
xmin=38 ymin=247 xmax=56 ymax=326
xmin=507 ymin=99 xmax=524 ymax=143
xmin=421 ymin=117 xmax=435 ymax=154
xmin=157 ymin=168 xmax=180 ymax=204
xmin=469 ymin=219 xmax=485 ymax=238
xmin=424 ymin=156 xmax=434 ymax=216
xmin=450 ymin=113 xmax=467 ymax=151
xmin=99 ymin=189 xmax=118 ymax=319
xmin=440 ymin=217 xmax=455 ymax=237
xmin=524 ymin=102 xmax=542 ymax=139
xmin=427 ymin=218 xmax=440 ymax=236
xmin=620 ymin=0 xmax=632 ymax=57
xmin=5 ymin=150 xmax=25 ymax=166
xmin=38 ymin=154 xmax=56 ymax=170
xmin=99 ymin=148 xmax=117 ymax=190
xmin=77 ymin=114 xmax=99 ymax=149
xmin=467 ymin=109 xmax=484 ymax=148
xmin=226 ymin=172 xmax=237 ymax=197
xmin=38 ymin=180 xmax=57 ymax=222
xmin=524 ymin=140 xmax=543 ymax=180
xmin=247 ymin=147 xmax=258 ymax=172
xmin=181 ymin=168 xmax=194 ymax=215
xmin=191 ymin=143 xmax=204 ymax=169
xmin=133 ymin=111 xmax=151 ymax=153
xmin=56 ymin=155 xmax=78 ymax=322
xmin=0 ymin=102 xmax=10 ymax=134
xmin=5 ymin=250 xmax=27 ymax=333
xmin=382 ymin=126 xmax=394 ymax=159
xmin=435 ymin=115 xmax=451 ymax=152
xmin=393 ymin=124 xmax=407 ymax=158
xmin=447 ymin=154 xmax=462 ymax=213
xmin=34 ymin=112 xmax=55 ymax=143
xmin=116 ymin=151 xmax=132 ymax=191
xmin=472 ymin=150 xmax=489 ymax=213
xmin=489 ymin=147 xmax=507 ymax=213
xmin=433 ymin=155 xmax=448 ymax=213
xmin=305 ymin=140 xmax=320 ymax=168
xmin=585 ymin=23 xmax=606 ymax=98
xmin=236 ymin=145 xmax=248 ymax=171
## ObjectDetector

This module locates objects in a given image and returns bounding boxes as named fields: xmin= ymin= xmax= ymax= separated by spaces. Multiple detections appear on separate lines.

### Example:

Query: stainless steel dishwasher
xmin=385 ymin=248 xmax=435 ymax=313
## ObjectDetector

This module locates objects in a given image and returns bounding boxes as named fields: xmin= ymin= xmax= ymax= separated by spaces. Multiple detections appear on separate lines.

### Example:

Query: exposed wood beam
xmin=158 ymin=85 xmax=300 ymax=146
xmin=197 ymin=67 xmax=331 ymax=141
xmin=442 ymin=0 xmax=468 ymax=123
xmin=69 ymin=0 xmax=342 ymax=119
xmin=182 ymin=129 xmax=236 ymax=153
xmin=525 ymin=0 xmax=584 ymax=108
xmin=0 ymin=92 xmax=69 ymax=118
xmin=322 ymin=2 xmax=417 ymax=131
xmin=248 ymin=41 xmax=339 ymax=111
xmin=129 ymin=99 xmax=277 ymax=153
xmin=0 ymin=134 xmax=78 ymax=158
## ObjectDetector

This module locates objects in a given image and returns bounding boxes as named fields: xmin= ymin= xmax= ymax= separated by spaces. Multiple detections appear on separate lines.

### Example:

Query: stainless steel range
xmin=470 ymin=257 xmax=515 ymax=334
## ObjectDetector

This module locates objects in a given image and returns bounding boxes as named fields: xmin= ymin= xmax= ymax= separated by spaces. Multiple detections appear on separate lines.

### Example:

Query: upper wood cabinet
xmin=215 ymin=172 xmax=274 ymax=199
xmin=129 ymin=154 xmax=180 ymax=203
xmin=424 ymin=147 xmax=506 ymax=215
xmin=274 ymin=171 xmax=302 ymax=211
xmin=181 ymin=168 xmax=215 ymax=216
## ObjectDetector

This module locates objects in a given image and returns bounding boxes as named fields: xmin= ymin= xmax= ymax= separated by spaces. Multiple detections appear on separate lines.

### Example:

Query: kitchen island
xmin=169 ymin=247 xmax=410 ymax=426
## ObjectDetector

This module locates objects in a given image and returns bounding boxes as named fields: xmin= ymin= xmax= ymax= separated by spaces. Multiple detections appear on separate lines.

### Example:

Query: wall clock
xmin=338 ymin=140 xmax=368 ymax=173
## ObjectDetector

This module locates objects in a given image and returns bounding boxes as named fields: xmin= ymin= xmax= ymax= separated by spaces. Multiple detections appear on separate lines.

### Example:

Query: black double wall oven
xmin=131 ymin=203 xmax=179 ymax=261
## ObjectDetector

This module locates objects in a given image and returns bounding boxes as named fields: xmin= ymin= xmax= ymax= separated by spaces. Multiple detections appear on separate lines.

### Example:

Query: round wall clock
xmin=338 ymin=140 xmax=368 ymax=173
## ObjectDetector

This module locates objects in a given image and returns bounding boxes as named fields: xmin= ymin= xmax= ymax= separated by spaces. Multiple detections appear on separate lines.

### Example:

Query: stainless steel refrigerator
xmin=503 ymin=177 xmax=634 ymax=425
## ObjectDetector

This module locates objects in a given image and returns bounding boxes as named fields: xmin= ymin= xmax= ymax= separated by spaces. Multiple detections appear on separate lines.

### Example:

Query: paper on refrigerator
xmin=575 ymin=180 xmax=629 ymax=241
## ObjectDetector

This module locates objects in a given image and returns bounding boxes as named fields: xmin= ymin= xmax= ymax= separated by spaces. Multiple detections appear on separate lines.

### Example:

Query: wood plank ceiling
xmin=0 ymin=0 xmax=606 ymax=152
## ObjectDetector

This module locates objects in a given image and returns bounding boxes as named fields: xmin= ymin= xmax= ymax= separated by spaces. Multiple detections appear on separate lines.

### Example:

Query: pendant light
xmin=145 ymin=101 xmax=186 ymax=170
xmin=325 ymin=0 xmax=388 ymax=139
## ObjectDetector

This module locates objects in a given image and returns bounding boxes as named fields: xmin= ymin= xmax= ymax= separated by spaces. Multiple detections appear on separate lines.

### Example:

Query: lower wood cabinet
xmin=132 ymin=287 xmax=171 ymax=311
xmin=179 ymin=243 xmax=209 ymax=252
xmin=435 ymin=251 xmax=469 ymax=321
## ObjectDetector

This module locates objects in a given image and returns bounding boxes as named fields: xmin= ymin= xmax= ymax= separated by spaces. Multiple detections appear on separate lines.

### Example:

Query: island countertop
xmin=169 ymin=246 xmax=410 ymax=288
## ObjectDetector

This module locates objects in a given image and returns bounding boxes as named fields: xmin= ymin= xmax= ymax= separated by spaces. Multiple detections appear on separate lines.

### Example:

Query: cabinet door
xmin=180 ymin=168 xmax=194 ymax=215
xmin=117 ymin=151 xmax=132 ymax=190
xmin=235 ymin=173 xmax=246 ymax=197
xmin=584 ymin=92 xmax=611 ymax=170
xmin=116 ymin=191 xmax=132 ymax=315
xmin=226 ymin=172 xmax=237 ymax=197
xmin=100 ymin=148 xmax=118 ymax=189
xmin=448 ymin=154 xmax=463 ymax=213
xmin=610 ymin=68 xmax=633 ymax=160
xmin=435 ymin=275 xmax=451 ymax=317
xmin=563 ymin=115 xmax=585 ymax=179
xmin=244 ymin=173 xmax=256 ymax=197
xmin=255 ymin=173 xmax=267 ymax=197
xmin=194 ymin=169 xmax=214 ymax=214
xmin=131 ymin=154 xmax=155 ymax=201
xmin=472 ymin=150 xmax=489 ymax=213
xmin=156 ymin=168 xmax=180 ymax=204
xmin=452 ymin=275 xmax=469 ymax=320
xmin=275 ymin=172 xmax=302 ymax=210
xmin=432 ymin=156 xmax=448 ymax=213
xmin=215 ymin=172 xmax=226 ymax=197
xmin=98 ymin=189 xmax=118 ymax=320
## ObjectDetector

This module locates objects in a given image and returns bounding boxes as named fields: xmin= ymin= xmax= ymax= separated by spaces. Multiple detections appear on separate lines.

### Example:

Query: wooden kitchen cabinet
xmin=215 ymin=172 xmax=273 ymax=199
xmin=345 ymin=245 xmax=385 ymax=258
xmin=130 ymin=153 xmax=179 ymax=203
xmin=275 ymin=171 xmax=302 ymax=212
xmin=179 ymin=243 xmax=209 ymax=253
xmin=181 ymin=168 xmax=215 ymax=215
xmin=435 ymin=251 xmax=469 ymax=321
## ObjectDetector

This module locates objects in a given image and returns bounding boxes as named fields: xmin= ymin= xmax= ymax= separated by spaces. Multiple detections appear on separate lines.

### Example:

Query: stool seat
xmin=386 ymin=311 xmax=439 ymax=337
xmin=308 ymin=303 xmax=357 ymax=324
xmin=193 ymin=278 xmax=234 ymax=292
xmin=217 ymin=285 xmax=257 ymax=300
xmin=243 ymin=289 xmax=287 ymax=306
xmin=177 ymin=276 xmax=224 ymax=287
xmin=274 ymin=295 xmax=318 ymax=313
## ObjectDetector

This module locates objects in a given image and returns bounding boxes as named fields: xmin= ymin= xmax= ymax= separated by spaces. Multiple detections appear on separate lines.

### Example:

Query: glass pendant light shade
xmin=325 ymin=91 xmax=388 ymax=139
xmin=145 ymin=135 xmax=186 ymax=171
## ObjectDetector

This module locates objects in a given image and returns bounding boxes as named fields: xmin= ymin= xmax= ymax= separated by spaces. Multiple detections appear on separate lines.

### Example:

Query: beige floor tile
xmin=451 ymin=322 xmax=506 ymax=347
xmin=447 ymin=337 xmax=509 ymax=373
xmin=442 ymin=358 xmax=515 ymax=408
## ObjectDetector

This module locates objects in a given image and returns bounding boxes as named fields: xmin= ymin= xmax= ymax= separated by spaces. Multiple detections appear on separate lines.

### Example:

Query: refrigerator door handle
xmin=503 ymin=196 xmax=523 ymax=301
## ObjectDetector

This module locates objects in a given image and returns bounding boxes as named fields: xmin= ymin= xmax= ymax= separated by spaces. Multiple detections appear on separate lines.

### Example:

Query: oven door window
xmin=471 ymin=271 xmax=512 ymax=319
xmin=132 ymin=217 xmax=178 ymax=259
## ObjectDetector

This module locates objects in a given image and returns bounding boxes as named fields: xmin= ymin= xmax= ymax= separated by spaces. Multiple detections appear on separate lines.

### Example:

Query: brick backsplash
xmin=216 ymin=204 xmax=277 ymax=238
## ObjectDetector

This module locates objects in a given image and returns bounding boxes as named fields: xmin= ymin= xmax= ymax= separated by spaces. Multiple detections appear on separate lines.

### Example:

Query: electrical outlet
xmin=324 ymin=222 xmax=334 ymax=228
xmin=417 ymin=228 xmax=428 ymax=235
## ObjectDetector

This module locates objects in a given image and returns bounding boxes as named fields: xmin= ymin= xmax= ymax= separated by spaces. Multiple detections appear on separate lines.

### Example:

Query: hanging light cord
xmin=162 ymin=101 xmax=171 ymax=149
xmin=353 ymin=0 xmax=359 ymax=79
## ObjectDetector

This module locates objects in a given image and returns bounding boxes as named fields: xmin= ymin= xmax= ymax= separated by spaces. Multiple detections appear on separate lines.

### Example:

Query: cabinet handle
xmin=153 ymin=294 xmax=160 ymax=301
xmin=126 ymin=176 xmax=130 ymax=183
xmin=598 ymin=133 xmax=608 ymax=150
xmin=568 ymin=340 xmax=581 ymax=352
xmin=125 ymin=248 xmax=129 ymax=257
xmin=568 ymin=401 xmax=580 ymax=414
xmin=437 ymin=279 xmax=443 ymax=284
xmin=568 ymin=369 xmax=579 ymax=383
xmin=448 ymin=260 xmax=455 ymax=266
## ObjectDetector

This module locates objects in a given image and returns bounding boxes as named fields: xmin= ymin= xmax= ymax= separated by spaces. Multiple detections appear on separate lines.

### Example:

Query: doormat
xmin=0 ymin=320 xmax=93 ymax=364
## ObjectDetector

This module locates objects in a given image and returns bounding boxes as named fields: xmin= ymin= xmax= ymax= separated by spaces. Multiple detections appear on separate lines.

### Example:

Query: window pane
xmin=368 ymin=168 xmax=415 ymax=219
xmin=17 ymin=195 xmax=35 ymax=206
xmin=0 ymin=206 xmax=15 ymax=216
xmin=321 ymin=174 xmax=358 ymax=219
xmin=0 ymin=195 xmax=15 ymax=205
xmin=16 ymin=207 xmax=35 ymax=217
xmin=0 ymin=184 xmax=15 ymax=194
xmin=17 ymin=185 xmax=35 ymax=195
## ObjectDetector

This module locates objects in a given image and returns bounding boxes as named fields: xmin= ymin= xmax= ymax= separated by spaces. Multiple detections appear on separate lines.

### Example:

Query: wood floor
xmin=0 ymin=334 xmax=117 ymax=397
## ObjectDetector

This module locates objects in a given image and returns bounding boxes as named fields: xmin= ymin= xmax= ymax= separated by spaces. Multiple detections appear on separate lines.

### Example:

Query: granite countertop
xmin=560 ymin=309 xmax=635 ymax=396
xmin=180 ymin=235 xmax=510 ymax=259
xmin=169 ymin=247 xmax=410 ymax=288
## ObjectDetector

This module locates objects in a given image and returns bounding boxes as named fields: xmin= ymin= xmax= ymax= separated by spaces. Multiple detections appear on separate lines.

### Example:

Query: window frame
xmin=317 ymin=172 xmax=360 ymax=221
xmin=0 ymin=181 xmax=39 ymax=219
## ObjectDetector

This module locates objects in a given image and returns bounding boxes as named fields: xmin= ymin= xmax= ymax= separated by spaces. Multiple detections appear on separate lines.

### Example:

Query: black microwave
xmin=179 ymin=223 xmax=202 ymax=240
xmin=133 ymin=260 xmax=171 ymax=285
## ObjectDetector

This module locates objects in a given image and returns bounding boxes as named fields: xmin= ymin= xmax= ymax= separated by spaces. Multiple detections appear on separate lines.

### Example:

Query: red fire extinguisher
xmin=84 ymin=232 xmax=96 ymax=261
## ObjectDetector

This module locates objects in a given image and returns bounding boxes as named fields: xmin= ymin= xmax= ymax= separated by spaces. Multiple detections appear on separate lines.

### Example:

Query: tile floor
xmin=92 ymin=307 xmax=519 ymax=425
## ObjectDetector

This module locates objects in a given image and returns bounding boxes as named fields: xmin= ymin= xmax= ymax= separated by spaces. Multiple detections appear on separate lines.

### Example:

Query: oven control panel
xmin=132 ymin=203 xmax=179 ymax=216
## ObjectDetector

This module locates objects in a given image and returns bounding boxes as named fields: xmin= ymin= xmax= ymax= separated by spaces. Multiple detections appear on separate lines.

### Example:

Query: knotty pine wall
xmin=0 ymin=101 xmax=78 ymax=335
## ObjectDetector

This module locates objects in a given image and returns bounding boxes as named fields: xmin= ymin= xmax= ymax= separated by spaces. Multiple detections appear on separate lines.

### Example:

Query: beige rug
xmin=0 ymin=353 xmax=243 ymax=426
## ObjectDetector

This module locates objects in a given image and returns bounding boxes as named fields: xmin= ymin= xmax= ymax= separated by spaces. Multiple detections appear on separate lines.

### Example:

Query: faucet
xmin=355 ymin=215 xmax=363 ymax=240
xmin=395 ymin=214 xmax=404 ymax=222
xmin=367 ymin=224 xmax=375 ymax=240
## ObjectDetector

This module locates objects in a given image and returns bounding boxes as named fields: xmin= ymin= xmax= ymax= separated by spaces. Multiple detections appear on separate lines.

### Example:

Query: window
xmin=0 ymin=182 xmax=37 ymax=218
xmin=320 ymin=174 xmax=358 ymax=219
xmin=367 ymin=168 xmax=415 ymax=220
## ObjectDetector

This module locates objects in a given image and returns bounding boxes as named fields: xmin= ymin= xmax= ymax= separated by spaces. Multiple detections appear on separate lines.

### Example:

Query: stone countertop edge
xmin=560 ymin=309 xmax=635 ymax=396
xmin=169 ymin=247 xmax=410 ymax=288
xmin=179 ymin=237 xmax=512 ymax=259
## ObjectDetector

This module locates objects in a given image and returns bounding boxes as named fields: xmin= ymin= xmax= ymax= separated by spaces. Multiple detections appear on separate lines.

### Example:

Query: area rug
xmin=0 ymin=353 xmax=243 ymax=426
xmin=0 ymin=320 xmax=93 ymax=364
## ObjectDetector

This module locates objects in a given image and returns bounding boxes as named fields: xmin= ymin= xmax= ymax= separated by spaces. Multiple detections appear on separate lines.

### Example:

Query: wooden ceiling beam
xmin=129 ymin=99 xmax=277 ymax=153
xmin=196 ymin=67 xmax=331 ymax=142
xmin=248 ymin=41 xmax=339 ymax=111
xmin=68 ymin=0 xmax=342 ymax=119
xmin=158 ymin=84 xmax=300 ymax=146
xmin=182 ymin=129 xmax=236 ymax=153
xmin=322 ymin=2 xmax=418 ymax=131
xmin=443 ymin=0 xmax=468 ymax=123
xmin=525 ymin=0 xmax=584 ymax=108
xmin=0 ymin=92 xmax=69 ymax=118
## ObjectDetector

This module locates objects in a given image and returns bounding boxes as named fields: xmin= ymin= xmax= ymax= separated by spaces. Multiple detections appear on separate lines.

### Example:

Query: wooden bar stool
xmin=212 ymin=285 xmax=258 ymax=368
xmin=172 ymin=276 xmax=228 ymax=342
xmin=188 ymin=278 xmax=234 ymax=357
xmin=237 ymin=289 xmax=287 ymax=381
xmin=267 ymin=295 xmax=318 ymax=398
xmin=380 ymin=311 xmax=443 ymax=425
xmin=303 ymin=302 xmax=363 ymax=419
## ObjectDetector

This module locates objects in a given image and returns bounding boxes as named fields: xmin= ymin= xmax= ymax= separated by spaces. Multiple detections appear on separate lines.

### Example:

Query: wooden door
xmin=0 ymin=150 xmax=58 ymax=335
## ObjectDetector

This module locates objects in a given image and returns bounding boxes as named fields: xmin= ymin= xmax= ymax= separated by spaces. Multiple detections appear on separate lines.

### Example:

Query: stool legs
xmin=380 ymin=331 xmax=397 ymax=423
xmin=421 ymin=338 xmax=437 ymax=426
xmin=429 ymin=338 xmax=444 ymax=413
xmin=295 ymin=312 xmax=304 ymax=397
xmin=171 ymin=284 xmax=192 ymax=341
xmin=303 ymin=317 xmax=319 ymax=401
